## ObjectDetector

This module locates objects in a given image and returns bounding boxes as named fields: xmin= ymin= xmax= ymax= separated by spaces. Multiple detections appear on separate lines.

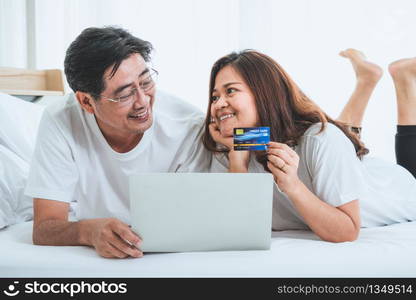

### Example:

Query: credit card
xmin=233 ymin=127 xmax=270 ymax=151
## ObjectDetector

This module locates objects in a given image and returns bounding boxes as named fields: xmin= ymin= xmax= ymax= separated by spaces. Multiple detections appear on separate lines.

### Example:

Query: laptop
xmin=129 ymin=173 xmax=273 ymax=252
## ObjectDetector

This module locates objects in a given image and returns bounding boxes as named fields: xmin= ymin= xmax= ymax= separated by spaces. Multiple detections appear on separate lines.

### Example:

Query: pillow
xmin=0 ymin=92 xmax=45 ymax=163
xmin=0 ymin=145 xmax=32 ymax=229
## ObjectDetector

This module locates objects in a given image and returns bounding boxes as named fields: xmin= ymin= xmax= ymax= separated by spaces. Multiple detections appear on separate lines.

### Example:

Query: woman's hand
xmin=267 ymin=142 xmax=302 ymax=194
xmin=209 ymin=120 xmax=249 ymax=172
xmin=208 ymin=120 xmax=233 ymax=150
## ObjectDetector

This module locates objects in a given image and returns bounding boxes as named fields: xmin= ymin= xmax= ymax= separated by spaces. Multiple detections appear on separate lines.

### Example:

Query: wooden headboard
xmin=0 ymin=67 xmax=65 ymax=96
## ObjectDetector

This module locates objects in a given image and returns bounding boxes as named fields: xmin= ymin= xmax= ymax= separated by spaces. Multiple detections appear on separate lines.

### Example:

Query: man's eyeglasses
xmin=101 ymin=69 xmax=158 ymax=104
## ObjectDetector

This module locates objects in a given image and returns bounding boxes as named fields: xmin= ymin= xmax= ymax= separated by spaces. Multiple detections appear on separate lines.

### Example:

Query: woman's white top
xmin=210 ymin=123 xmax=416 ymax=230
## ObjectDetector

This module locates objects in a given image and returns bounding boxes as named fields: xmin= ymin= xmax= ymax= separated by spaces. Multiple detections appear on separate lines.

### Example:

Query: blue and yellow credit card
xmin=233 ymin=127 xmax=270 ymax=151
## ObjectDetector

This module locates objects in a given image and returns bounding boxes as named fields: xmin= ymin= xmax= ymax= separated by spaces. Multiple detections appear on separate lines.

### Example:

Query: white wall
xmin=2 ymin=0 xmax=240 ymax=113
xmin=0 ymin=0 xmax=27 ymax=67
xmin=1 ymin=0 xmax=416 ymax=162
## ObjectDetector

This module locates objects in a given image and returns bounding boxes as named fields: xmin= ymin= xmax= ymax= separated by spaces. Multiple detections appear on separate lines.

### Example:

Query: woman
xmin=202 ymin=49 xmax=416 ymax=242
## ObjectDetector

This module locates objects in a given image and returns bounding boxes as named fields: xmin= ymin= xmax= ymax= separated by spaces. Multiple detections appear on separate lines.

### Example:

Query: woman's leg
xmin=337 ymin=49 xmax=383 ymax=133
xmin=389 ymin=58 xmax=416 ymax=178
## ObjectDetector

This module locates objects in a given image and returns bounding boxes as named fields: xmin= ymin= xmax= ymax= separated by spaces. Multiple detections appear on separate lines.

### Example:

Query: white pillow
xmin=0 ymin=92 xmax=45 ymax=163
xmin=0 ymin=145 xmax=32 ymax=229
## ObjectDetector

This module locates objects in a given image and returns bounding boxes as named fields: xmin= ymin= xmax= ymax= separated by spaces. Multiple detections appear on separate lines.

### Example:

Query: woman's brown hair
xmin=202 ymin=50 xmax=368 ymax=171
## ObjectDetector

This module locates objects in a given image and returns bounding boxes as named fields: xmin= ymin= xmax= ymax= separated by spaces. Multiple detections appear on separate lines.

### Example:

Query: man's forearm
xmin=32 ymin=219 xmax=90 ymax=246
xmin=33 ymin=218 xmax=143 ymax=258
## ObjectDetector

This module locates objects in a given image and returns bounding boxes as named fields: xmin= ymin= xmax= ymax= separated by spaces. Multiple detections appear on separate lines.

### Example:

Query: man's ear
xmin=75 ymin=91 xmax=96 ymax=114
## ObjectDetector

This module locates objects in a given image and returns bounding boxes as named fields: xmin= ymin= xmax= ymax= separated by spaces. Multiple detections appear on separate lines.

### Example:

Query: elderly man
xmin=25 ymin=27 xmax=208 ymax=258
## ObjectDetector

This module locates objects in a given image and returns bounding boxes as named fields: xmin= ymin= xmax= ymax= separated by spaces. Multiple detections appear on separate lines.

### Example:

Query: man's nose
xmin=133 ymin=88 xmax=149 ymax=108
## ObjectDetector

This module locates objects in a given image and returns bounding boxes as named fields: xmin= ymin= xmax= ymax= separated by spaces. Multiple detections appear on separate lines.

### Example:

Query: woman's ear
xmin=75 ymin=91 xmax=95 ymax=114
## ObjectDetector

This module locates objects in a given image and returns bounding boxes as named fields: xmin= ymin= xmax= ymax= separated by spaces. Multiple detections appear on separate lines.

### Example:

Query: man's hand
xmin=81 ymin=218 xmax=143 ymax=258
xmin=33 ymin=198 xmax=143 ymax=259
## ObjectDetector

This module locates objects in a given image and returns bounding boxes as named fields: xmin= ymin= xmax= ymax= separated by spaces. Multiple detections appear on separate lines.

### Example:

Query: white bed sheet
xmin=0 ymin=221 xmax=415 ymax=278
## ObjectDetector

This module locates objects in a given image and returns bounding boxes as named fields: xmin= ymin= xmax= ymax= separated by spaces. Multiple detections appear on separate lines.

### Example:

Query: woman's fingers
xmin=209 ymin=122 xmax=233 ymax=149
xmin=209 ymin=122 xmax=221 ymax=140
xmin=267 ymin=148 xmax=294 ymax=166
xmin=267 ymin=161 xmax=285 ymax=179
xmin=209 ymin=121 xmax=219 ymax=132
xmin=268 ymin=142 xmax=297 ymax=158
xmin=267 ymin=153 xmax=287 ymax=170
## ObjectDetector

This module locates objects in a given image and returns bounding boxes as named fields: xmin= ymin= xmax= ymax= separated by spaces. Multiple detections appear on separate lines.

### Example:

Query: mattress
xmin=1 ymin=221 xmax=415 ymax=277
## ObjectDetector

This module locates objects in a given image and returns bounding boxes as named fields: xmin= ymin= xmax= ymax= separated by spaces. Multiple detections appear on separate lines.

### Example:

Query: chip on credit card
xmin=233 ymin=127 xmax=270 ymax=151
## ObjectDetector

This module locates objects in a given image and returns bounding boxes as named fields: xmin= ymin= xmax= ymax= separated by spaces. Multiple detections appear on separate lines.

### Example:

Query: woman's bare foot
xmin=337 ymin=49 xmax=382 ymax=128
xmin=388 ymin=58 xmax=416 ymax=125
xmin=340 ymin=48 xmax=383 ymax=85
xmin=388 ymin=58 xmax=416 ymax=80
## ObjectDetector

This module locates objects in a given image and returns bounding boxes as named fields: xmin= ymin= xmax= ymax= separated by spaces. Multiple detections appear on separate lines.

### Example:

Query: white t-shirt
xmin=211 ymin=122 xmax=416 ymax=230
xmin=25 ymin=90 xmax=211 ymax=224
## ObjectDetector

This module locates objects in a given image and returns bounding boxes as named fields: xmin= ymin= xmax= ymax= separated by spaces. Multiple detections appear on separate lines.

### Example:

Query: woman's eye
xmin=227 ymin=88 xmax=236 ymax=94
xmin=211 ymin=95 xmax=219 ymax=102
